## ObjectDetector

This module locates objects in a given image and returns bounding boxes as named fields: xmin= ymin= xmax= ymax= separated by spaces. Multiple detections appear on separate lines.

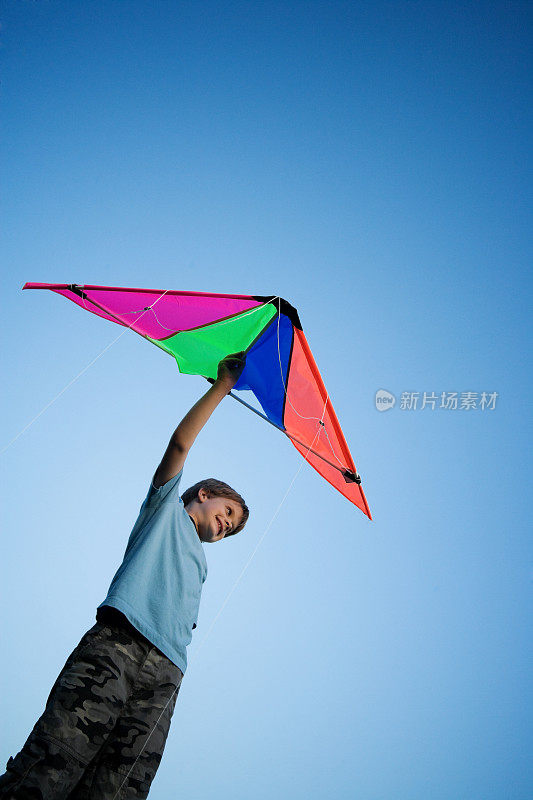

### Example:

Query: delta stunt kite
xmin=23 ymin=283 xmax=371 ymax=518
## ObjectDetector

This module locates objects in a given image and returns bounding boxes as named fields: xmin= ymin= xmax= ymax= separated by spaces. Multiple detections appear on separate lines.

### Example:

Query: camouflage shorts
xmin=0 ymin=617 xmax=183 ymax=799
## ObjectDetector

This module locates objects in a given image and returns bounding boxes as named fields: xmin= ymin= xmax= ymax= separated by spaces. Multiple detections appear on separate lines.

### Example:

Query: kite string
xmin=0 ymin=290 xmax=170 ymax=455
xmin=1 ymin=332 xmax=128 ymax=454
xmin=110 ymin=412 xmax=326 ymax=800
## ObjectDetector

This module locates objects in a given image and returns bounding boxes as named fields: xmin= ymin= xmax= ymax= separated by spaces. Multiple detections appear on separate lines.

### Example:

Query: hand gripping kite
xmin=23 ymin=283 xmax=371 ymax=518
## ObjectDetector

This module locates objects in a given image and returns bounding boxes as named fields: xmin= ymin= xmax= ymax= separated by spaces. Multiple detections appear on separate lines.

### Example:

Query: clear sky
xmin=1 ymin=2 xmax=531 ymax=798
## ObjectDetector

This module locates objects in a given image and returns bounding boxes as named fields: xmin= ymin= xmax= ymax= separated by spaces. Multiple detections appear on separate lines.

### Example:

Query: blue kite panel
xmin=234 ymin=313 xmax=293 ymax=428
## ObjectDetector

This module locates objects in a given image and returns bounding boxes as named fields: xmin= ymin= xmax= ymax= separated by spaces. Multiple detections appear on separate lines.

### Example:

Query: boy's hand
xmin=216 ymin=351 xmax=246 ymax=391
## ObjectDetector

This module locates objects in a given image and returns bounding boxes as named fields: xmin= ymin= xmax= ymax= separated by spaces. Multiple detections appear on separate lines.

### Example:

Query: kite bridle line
xmin=274 ymin=297 xmax=359 ymax=482
xmin=110 ymin=409 xmax=327 ymax=800
xmin=275 ymin=297 xmax=325 ymax=423
xmin=73 ymin=284 xmax=174 ymax=337
xmin=226 ymin=390 xmax=360 ymax=484
xmin=119 ymin=294 xmax=280 ymax=336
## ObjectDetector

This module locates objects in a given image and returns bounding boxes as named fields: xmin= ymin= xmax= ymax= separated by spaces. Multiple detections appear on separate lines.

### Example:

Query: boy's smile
xmin=186 ymin=489 xmax=243 ymax=542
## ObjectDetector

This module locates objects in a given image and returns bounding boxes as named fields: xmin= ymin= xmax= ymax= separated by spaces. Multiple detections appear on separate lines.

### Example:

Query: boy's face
xmin=187 ymin=489 xmax=244 ymax=542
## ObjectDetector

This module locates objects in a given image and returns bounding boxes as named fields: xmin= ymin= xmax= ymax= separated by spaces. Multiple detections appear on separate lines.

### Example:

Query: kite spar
xmin=23 ymin=283 xmax=371 ymax=518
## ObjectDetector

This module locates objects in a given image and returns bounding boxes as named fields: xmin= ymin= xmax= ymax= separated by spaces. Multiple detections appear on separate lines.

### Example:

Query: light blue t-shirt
xmin=98 ymin=470 xmax=207 ymax=673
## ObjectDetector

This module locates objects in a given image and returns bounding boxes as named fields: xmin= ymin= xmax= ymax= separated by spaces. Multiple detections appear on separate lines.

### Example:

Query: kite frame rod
xmin=227 ymin=390 xmax=358 ymax=482
xmin=23 ymin=282 xmax=257 ymax=302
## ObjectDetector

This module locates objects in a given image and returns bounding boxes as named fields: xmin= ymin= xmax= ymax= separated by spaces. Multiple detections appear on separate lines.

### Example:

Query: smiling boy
xmin=0 ymin=353 xmax=248 ymax=800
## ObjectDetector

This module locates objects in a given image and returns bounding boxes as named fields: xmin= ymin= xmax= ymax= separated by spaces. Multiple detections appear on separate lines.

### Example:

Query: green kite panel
xmin=149 ymin=303 xmax=277 ymax=378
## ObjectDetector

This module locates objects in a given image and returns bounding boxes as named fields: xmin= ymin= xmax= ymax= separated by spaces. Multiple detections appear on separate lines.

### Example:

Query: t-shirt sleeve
xmin=142 ymin=470 xmax=184 ymax=511
xmin=125 ymin=470 xmax=185 ymax=550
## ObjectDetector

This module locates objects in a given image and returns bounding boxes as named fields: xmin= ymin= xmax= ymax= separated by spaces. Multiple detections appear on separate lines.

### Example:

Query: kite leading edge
xmin=23 ymin=282 xmax=371 ymax=518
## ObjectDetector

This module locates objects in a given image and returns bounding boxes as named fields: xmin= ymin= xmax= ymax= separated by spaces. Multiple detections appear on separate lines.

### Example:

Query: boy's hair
xmin=181 ymin=478 xmax=249 ymax=536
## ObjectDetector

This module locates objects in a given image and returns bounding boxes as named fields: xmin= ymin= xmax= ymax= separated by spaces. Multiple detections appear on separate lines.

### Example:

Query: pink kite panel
xmin=23 ymin=284 xmax=261 ymax=339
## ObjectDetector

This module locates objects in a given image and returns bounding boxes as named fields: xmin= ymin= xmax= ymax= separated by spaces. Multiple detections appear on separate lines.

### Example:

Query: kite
xmin=23 ymin=283 xmax=371 ymax=518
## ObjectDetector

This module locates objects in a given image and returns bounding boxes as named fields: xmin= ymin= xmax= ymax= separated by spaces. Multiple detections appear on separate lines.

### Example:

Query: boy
xmin=0 ymin=353 xmax=248 ymax=800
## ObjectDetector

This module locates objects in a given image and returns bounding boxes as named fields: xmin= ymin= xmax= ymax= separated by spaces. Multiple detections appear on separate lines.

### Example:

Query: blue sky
xmin=1 ymin=2 xmax=531 ymax=798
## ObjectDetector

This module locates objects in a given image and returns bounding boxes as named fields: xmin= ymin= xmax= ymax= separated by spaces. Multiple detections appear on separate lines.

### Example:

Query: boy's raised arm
xmin=152 ymin=353 xmax=246 ymax=488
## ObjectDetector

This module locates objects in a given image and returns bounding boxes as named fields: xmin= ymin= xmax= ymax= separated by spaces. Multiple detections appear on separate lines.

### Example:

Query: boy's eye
xmin=227 ymin=507 xmax=232 ymax=515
